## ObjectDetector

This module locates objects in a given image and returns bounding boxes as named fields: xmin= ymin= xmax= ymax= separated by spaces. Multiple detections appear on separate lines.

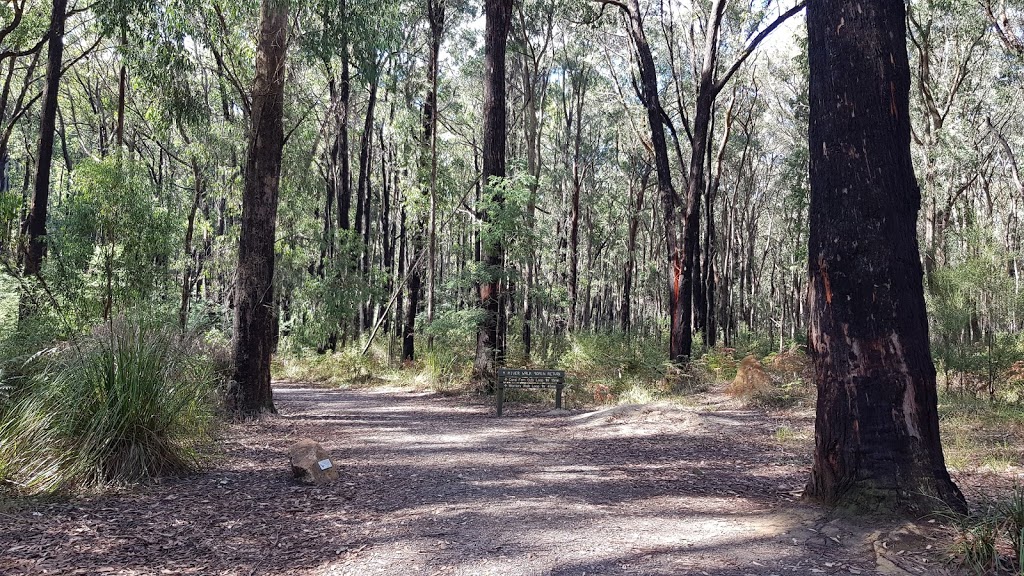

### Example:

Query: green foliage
xmin=930 ymin=226 xmax=1024 ymax=402
xmin=699 ymin=347 xmax=739 ymax=381
xmin=951 ymin=513 xmax=1003 ymax=575
xmin=0 ymin=317 xmax=217 ymax=494
xmin=283 ymin=234 xmax=373 ymax=351
xmin=0 ymin=273 xmax=18 ymax=337
xmin=48 ymin=157 xmax=178 ymax=324
xmin=730 ymin=329 xmax=777 ymax=359
xmin=416 ymin=308 xmax=481 ymax=393
xmin=479 ymin=173 xmax=536 ymax=264
xmin=275 ymin=342 xmax=389 ymax=387
xmin=556 ymin=332 xmax=668 ymax=404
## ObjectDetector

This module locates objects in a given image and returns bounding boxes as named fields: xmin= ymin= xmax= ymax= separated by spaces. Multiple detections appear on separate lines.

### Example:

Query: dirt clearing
xmin=0 ymin=383 xmax=970 ymax=575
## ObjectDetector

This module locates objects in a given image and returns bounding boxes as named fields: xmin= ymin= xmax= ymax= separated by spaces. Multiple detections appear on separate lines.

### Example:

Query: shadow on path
xmin=0 ymin=383 xmax=910 ymax=576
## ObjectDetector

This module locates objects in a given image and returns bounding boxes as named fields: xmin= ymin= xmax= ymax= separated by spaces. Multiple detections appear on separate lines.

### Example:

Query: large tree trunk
xmin=804 ymin=0 xmax=965 ymax=513
xmin=21 ymin=0 xmax=67 ymax=282
xmin=473 ymin=0 xmax=512 ymax=385
xmin=228 ymin=0 xmax=288 ymax=418
xmin=679 ymin=0 xmax=727 ymax=361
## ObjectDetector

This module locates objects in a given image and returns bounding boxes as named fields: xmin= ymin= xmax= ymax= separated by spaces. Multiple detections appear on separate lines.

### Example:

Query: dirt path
xmin=0 ymin=384 xmax=957 ymax=575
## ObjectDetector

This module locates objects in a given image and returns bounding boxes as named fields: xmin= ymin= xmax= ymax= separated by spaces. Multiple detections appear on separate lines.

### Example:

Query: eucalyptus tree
xmin=804 ymin=0 xmax=965 ymax=513
xmin=474 ymin=0 xmax=513 ymax=383
xmin=511 ymin=0 xmax=555 ymax=360
xmin=602 ymin=0 xmax=804 ymax=362
xmin=906 ymin=0 xmax=989 ymax=282
xmin=424 ymin=0 xmax=448 ymax=351
xmin=228 ymin=0 xmax=289 ymax=417
xmin=21 ymin=0 xmax=68 ymax=285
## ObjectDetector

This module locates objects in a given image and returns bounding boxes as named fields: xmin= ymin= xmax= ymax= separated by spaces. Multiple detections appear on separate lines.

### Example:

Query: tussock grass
xmin=945 ymin=485 xmax=1024 ymax=575
xmin=0 ymin=318 xmax=217 ymax=494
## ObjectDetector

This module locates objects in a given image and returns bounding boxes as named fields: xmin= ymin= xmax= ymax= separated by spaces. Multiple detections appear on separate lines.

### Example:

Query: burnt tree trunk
xmin=21 ymin=0 xmax=67 ymax=283
xmin=402 ymin=225 xmax=422 ymax=362
xmin=804 ymin=0 xmax=965 ymax=513
xmin=620 ymin=0 xmax=684 ymax=362
xmin=473 ymin=0 xmax=512 ymax=385
xmin=337 ymin=49 xmax=352 ymax=232
xmin=228 ymin=0 xmax=288 ymax=418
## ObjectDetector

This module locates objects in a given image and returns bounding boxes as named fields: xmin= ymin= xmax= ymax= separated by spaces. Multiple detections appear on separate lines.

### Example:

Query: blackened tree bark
xmin=679 ymin=0 xmax=726 ymax=359
xmin=22 ymin=0 xmax=67 ymax=282
xmin=701 ymin=93 xmax=737 ymax=347
xmin=804 ymin=0 xmax=966 ymax=513
xmin=473 ymin=0 xmax=512 ymax=384
xmin=564 ymin=63 xmax=587 ymax=331
xmin=618 ymin=0 xmax=684 ymax=362
xmin=229 ymin=0 xmax=288 ymax=418
xmin=336 ymin=48 xmax=352 ymax=232
xmin=402 ymin=225 xmax=422 ymax=361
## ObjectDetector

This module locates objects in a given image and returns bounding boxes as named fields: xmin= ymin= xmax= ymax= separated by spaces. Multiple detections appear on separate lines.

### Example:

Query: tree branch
xmin=712 ymin=0 xmax=808 ymax=98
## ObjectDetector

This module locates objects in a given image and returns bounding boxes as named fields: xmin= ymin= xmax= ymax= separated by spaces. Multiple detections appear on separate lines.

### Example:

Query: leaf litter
xmin=0 ymin=382 xmax=983 ymax=575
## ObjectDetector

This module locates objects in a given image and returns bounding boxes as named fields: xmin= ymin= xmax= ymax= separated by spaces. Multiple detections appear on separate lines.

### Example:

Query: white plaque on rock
xmin=318 ymin=459 xmax=333 ymax=470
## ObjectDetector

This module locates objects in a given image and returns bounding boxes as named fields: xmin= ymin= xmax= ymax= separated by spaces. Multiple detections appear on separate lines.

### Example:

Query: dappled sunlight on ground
xmin=0 ymin=382 xmax=963 ymax=575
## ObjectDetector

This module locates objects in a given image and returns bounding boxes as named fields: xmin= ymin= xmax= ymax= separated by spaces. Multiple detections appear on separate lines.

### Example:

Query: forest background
xmin=1 ymin=0 xmax=1023 ymax=507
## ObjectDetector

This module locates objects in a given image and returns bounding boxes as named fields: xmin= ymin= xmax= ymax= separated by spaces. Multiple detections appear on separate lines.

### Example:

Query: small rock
xmin=288 ymin=438 xmax=340 ymax=485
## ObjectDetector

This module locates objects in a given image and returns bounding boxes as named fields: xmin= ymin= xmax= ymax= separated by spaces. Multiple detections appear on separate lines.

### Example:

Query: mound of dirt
xmin=569 ymin=402 xmax=699 ymax=428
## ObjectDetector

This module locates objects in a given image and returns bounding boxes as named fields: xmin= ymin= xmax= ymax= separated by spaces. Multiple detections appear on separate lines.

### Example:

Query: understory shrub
xmin=0 ymin=317 xmax=217 ymax=493
xmin=557 ymin=332 xmax=667 ymax=404
xmin=276 ymin=342 xmax=389 ymax=386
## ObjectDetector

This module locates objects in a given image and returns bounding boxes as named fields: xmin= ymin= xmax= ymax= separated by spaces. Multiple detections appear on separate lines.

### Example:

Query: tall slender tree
xmin=229 ymin=0 xmax=288 ymax=417
xmin=616 ymin=0 xmax=683 ymax=361
xmin=474 ymin=0 xmax=513 ymax=384
xmin=21 ymin=0 xmax=67 ymax=282
xmin=804 ymin=0 xmax=966 ymax=513
xmin=425 ymin=0 xmax=446 ymax=351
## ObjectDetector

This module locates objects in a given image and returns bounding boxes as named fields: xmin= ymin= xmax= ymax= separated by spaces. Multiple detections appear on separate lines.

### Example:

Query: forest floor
xmin=1 ymin=381 xmax=1019 ymax=575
